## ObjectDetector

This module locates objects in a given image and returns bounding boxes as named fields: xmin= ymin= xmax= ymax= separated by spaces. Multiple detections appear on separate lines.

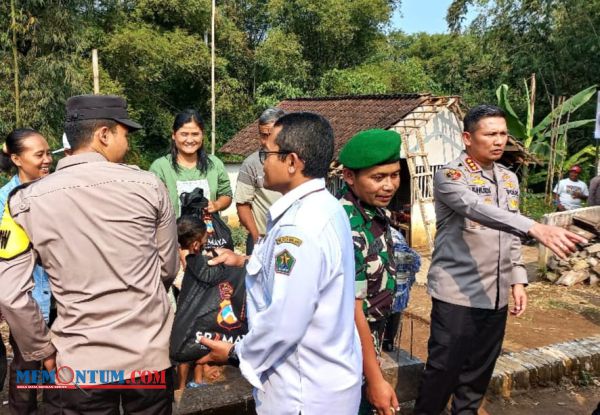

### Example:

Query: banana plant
xmin=496 ymin=83 xmax=597 ymax=194
xmin=496 ymin=83 xmax=597 ymax=152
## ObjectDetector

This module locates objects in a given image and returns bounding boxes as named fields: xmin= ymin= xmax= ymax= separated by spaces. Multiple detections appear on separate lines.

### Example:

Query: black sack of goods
xmin=170 ymin=254 xmax=247 ymax=362
xmin=179 ymin=187 xmax=234 ymax=251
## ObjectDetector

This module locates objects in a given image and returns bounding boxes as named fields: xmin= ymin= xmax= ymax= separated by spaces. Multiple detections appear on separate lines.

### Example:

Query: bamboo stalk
xmin=559 ymin=99 xmax=571 ymax=178
xmin=545 ymin=96 xmax=565 ymax=205
xmin=10 ymin=0 xmax=20 ymax=127
xmin=528 ymin=73 xmax=536 ymax=132
xmin=92 ymin=49 xmax=100 ymax=94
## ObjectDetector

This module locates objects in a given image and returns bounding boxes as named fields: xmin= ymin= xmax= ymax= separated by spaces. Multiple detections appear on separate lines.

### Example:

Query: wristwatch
xmin=227 ymin=344 xmax=240 ymax=367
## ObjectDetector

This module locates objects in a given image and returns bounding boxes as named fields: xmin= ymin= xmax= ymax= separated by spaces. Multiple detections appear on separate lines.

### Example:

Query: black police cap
xmin=65 ymin=95 xmax=143 ymax=131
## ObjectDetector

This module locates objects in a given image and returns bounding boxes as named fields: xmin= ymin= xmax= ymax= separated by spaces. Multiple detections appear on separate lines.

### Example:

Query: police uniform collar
xmin=268 ymin=178 xmax=326 ymax=222
xmin=56 ymin=152 xmax=108 ymax=171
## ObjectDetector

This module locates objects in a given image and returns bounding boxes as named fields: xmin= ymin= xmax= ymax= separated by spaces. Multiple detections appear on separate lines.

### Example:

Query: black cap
xmin=65 ymin=95 xmax=143 ymax=131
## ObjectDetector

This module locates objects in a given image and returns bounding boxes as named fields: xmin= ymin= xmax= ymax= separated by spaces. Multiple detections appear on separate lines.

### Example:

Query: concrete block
xmin=176 ymin=367 xmax=255 ymax=415
xmin=381 ymin=349 xmax=424 ymax=402
xmin=524 ymin=349 xmax=555 ymax=383
xmin=540 ymin=347 xmax=573 ymax=377
xmin=500 ymin=354 xmax=531 ymax=390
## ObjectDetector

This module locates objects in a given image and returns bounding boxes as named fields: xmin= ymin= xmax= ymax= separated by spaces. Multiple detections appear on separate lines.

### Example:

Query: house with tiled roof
xmin=220 ymin=94 xmax=533 ymax=250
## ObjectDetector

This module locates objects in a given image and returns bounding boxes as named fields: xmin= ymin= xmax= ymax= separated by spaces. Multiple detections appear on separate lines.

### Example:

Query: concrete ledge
xmin=175 ymin=336 xmax=600 ymax=413
xmin=175 ymin=367 xmax=254 ymax=415
xmin=175 ymin=350 xmax=424 ymax=414
xmin=488 ymin=335 xmax=600 ymax=397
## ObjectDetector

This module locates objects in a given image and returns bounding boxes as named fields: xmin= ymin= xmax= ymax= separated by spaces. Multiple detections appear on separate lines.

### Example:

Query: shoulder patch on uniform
xmin=274 ymin=249 xmax=296 ymax=275
xmin=445 ymin=169 xmax=462 ymax=180
xmin=275 ymin=236 xmax=303 ymax=247
xmin=464 ymin=157 xmax=481 ymax=173
xmin=0 ymin=204 xmax=31 ymax=259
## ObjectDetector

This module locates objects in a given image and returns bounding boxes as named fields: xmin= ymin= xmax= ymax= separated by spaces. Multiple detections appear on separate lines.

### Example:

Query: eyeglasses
xmin=258 ymin=150 xmax=291 ymax=164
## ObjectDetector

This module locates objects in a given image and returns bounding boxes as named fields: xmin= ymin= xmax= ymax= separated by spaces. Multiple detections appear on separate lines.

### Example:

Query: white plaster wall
xmin=399 ymin=107 xmax=464 ymax=166
xmin=393 ymin=107 xmax=464 ymax=251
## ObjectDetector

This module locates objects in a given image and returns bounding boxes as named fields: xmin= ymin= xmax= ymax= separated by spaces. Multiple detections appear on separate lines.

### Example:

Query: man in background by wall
xmin=235 ymin=108 xmax=285 ymax=254
xmin=553 ymin=165 xmax=588 ymax=211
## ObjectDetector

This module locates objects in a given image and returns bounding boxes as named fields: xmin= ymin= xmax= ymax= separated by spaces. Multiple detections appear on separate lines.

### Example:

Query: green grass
xmin=521 ymin=192 xmax=554 ymax=221
xmin=231 ymin=225 xmax=248 ymax=253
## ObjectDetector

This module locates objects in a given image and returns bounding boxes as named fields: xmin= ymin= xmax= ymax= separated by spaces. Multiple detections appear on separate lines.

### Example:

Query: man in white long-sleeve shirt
xmin=199 ymin=112 xmax=362 ymax=415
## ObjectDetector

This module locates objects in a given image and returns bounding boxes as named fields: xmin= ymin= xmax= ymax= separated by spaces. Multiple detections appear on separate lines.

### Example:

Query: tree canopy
xmin=0 ymin=0 xmax=597 ymax=171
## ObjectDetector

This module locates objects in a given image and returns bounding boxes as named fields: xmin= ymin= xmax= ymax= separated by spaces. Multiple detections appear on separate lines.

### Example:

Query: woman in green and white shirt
xmin=150 ymin=109 xmax=232 ymax=217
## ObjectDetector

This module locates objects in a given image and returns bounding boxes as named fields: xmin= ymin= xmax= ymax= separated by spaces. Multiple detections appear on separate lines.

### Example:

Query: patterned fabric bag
xmin=390 ymin=228 xmax=421 ymax=313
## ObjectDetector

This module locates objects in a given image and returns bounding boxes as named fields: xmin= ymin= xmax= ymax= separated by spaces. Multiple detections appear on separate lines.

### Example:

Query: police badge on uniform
xmin=470 ymin=175 xmax=486 ymax=186
xmin=275 ymin=249 xmax=296 ymax=275
xmin=446 ymin=169 xmax=462 ymax=180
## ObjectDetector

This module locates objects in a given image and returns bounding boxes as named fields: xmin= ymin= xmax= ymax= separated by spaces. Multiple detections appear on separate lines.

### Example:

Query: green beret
xmin=338 ymin=129 xmax=401 ymax=169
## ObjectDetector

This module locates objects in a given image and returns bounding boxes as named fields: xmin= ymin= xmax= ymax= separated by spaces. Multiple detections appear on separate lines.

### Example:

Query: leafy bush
xmin=521 ymin=192 xmax=554 ymax=221
xmin=230 ymin=225 xmax=248 ymax=253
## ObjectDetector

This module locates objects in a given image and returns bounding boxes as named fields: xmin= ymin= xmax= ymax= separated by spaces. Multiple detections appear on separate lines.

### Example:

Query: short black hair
xmin=64 ymin=119 xmax=118 ymax=151
xmin=464 ymin=105 xmax=506 ymax=134
xmin=177 ymin=215 xmax=207 ymax=249
xmin=273 ymin=112 xmax=334 ymax=178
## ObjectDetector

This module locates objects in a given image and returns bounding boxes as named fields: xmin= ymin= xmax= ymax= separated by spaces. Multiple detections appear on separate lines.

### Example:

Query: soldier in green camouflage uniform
xmin=339 ymin=189 xmax=396 ymax=334
xmin=338 ymin=129 xmax=402 ymax=415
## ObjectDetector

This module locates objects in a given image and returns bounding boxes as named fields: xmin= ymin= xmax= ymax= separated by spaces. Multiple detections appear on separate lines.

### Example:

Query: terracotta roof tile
xmin=219 ymin=94 xmax=431 ymax=156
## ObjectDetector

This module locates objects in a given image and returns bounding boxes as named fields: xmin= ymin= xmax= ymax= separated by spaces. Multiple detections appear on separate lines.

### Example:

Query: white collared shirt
xmin=236 ymin=178 xmax=362 ymax=415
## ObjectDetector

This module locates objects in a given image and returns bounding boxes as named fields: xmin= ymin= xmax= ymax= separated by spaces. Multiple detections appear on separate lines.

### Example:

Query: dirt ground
xmin=480 ymin=381 xmax=600 ymax=415
xmin=399 ymin=245 xmax=600 ymax=362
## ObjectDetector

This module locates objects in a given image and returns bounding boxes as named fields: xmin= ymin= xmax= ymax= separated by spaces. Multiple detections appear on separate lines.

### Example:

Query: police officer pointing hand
xmin=414 ymin=105 xmax=585 ymax=415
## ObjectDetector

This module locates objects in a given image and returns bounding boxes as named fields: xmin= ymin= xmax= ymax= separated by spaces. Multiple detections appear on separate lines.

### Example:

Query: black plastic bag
xmin=170 ymin=254 xmax=247 ymax=363
xmin=179 ymin=187 xmax=234 ymax=251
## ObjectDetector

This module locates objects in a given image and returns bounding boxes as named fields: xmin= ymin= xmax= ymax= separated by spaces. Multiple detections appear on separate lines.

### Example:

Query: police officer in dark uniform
xmin=414 ymin=105 xmax=586 ymax=414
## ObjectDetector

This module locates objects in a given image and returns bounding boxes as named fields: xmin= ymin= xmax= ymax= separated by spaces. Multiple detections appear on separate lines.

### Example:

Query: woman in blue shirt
xmin=0 ymin=128 xmax=52 ymax=413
